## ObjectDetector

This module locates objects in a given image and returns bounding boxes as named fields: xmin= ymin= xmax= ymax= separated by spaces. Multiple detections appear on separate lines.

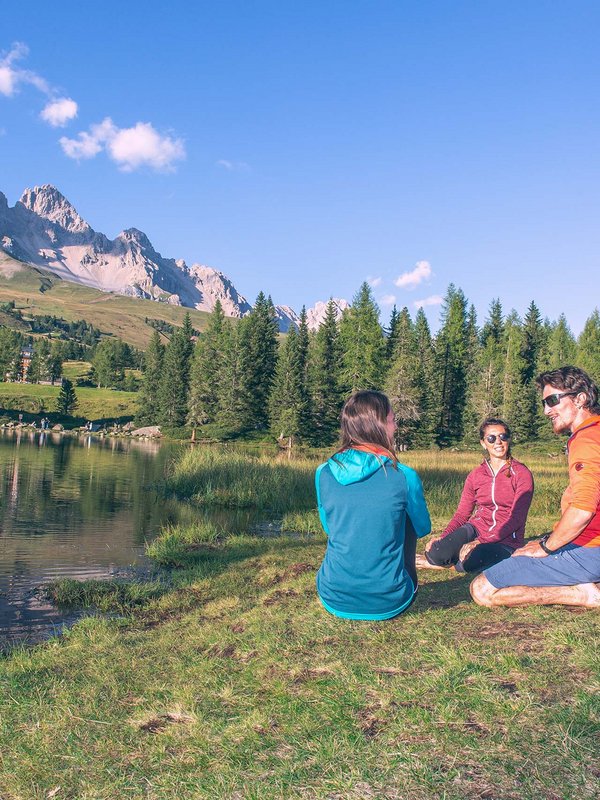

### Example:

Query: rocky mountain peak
xmin=18 ymin=184 xmax=91 ymax=235
xmin=118 ymin=228 xmax=153 ymax=250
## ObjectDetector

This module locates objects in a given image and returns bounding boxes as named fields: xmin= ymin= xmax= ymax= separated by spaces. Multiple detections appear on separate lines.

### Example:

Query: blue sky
xmin=1 ymin=1 xmax=600 ymax=332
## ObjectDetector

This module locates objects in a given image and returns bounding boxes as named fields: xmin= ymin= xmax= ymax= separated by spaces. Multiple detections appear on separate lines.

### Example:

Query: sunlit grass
xmin=1 ymin=443 xmax=593 ymax=800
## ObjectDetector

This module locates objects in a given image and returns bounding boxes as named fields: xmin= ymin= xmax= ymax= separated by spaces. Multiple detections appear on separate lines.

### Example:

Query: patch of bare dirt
xmin=138 ymin=710 xmax=193 ymax=734
xmin=263 ymin=588 xmax=299 ymax=606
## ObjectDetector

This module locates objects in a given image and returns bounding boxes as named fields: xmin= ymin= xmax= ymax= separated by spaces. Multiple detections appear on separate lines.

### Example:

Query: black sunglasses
xmin=541 ymin=391 xmax=578 ymax=409
xmin=484 ymin=433 xmax=510 ymax=443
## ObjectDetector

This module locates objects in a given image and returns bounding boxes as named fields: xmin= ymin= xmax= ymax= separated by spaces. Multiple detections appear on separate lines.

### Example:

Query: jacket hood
xmin=327 ymin=448 xmax=391 ymax=485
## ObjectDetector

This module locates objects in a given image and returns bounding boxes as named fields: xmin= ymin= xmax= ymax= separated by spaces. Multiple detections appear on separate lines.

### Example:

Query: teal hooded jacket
xmin=316 ymin=449 xmax=431 ymax=620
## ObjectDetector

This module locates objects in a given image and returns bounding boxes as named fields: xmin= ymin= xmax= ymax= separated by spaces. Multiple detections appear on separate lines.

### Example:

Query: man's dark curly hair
xmin=536 ymin=365 xmax=600 ymax=414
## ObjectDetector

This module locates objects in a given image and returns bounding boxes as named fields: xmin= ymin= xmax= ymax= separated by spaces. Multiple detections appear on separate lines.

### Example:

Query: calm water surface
xmin=0 ymin=430 xmax=191 ymax=648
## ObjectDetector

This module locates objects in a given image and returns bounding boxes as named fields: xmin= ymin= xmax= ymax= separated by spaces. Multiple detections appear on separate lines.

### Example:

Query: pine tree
xmin=187 ymin=301 xmax=226 ymax=431
xmin=339 ymin=282 xmax=385 ymax=393
xmin=468 ymin=300 xmax=505 ymax=431
xmin=238 ymin=292 xmax=279 ymax=431
xmin=384 ymin=307 xmax=421 ymax=447
xmin=385 ymin=305 xmax=400 ymax=362
xmin=501 ymin=312 xmax=530 ymax=441
xmin=92 ymin=338 xmax=127 ymax=388
xmin=310 ymin=299 xmax=343 ymax=445
xmin=158 ymin=328 xmax=190 ymax=428
xmin=55 ymin=378 xmax=78 ymax=415
xmin=412 ymin=308 xmax=436 ymax=447
xmin=520 ymin=301 xmax=545 ymax=440
xmin=577 ymin=309 xmax=600 ymax=382
xmin=434 ymin=285 xmax=469 ymax=446
xmin=546 ymin=314 xmax=577 ymax=368
xmin=28 ymin=338 xmax=52 ymax=384
xmin=137 ymin=330 xmax=165 ymax=424
xmin=269 ymin=327 xmax=303 ymax=440
xmin=0 ymin=326 xmax=22 ymax=381
xmin=216 ymin=323 xmax=246 ymax=434
xmin=295 ymin=307 xmax=312 ymax=439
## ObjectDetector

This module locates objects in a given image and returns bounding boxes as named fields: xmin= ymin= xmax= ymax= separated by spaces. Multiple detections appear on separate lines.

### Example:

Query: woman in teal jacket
xmin=316 ymin=391 xmax=431 ymax=620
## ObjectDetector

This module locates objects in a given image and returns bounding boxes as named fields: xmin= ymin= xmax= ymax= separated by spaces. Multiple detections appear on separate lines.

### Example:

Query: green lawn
xmin=0 ymin=380 xmax=138 ymax=423
xmin=0 ymin=447 xmax=598 ymax=799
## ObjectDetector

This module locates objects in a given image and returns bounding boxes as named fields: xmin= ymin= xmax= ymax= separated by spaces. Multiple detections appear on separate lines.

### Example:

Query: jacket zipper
xmin=486 ymin=461 xmax=499 ymax=531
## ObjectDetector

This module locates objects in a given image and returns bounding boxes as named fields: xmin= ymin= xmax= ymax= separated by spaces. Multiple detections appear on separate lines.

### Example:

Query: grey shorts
xmin=484 ymin=543 xmax=600 ymax=589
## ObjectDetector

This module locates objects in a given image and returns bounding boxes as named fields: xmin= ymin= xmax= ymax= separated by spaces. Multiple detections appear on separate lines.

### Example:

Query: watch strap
xmin=539 ymin=534 xmax=555 ymax=555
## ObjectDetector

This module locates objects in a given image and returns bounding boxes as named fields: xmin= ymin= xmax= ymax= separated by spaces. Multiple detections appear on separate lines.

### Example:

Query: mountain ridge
xmin=0 ymin=184 xmax=349 ymax=332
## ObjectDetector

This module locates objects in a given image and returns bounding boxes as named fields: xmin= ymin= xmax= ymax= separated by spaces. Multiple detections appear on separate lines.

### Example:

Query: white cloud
xmin=60 ymin=117 xmax=186 ymax=172
xmin=0 ymin=42 xmax=51 ymax=98
xmin=367 ymin=276 xmax=382 ymax=288
xmin=216 ymin=159 xmax=250 ymax=172
xmin=394 ymin=260 xmax=432 ymax=290
xmin=414 ymin=294 xmax=443 ymax=309
xmin=379 ymin=294 xmax=396 ymax=306
xmin=40 ymin=97 xmax=78 ymax=127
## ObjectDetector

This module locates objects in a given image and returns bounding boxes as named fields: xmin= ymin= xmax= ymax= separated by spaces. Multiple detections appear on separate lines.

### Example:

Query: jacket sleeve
xmin=566 ymin=433 xmax=600 ymax=513
xmin=442 ymin=471 xmax=476 ymax=537
xmin=399 ymin=465 xmax=431 ymax=538
xmin=315 ymin=463 xmax=330 ymax=535
xmin=477 ymin=464 xmax=534 ymax=544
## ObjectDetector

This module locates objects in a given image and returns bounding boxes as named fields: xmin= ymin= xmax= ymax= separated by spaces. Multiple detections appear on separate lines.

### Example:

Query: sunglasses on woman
xmin=541 ymin=391 xmax=578 ymax=408
xmin=484 ymin=433 xmax=510 ymax=443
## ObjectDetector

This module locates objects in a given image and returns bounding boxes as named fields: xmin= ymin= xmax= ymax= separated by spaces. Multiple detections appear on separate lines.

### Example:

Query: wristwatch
xmin=538 ymin=533 xmax=555 ymax=555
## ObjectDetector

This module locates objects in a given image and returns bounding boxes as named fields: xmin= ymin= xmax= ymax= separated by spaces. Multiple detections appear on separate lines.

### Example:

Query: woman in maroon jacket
xmin=420 ymin=418 xmax=534 ymax=574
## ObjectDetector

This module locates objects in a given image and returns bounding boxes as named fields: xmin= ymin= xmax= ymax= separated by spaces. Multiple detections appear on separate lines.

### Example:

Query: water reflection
xmin=0 ymin=430 xmax=185 ymax=648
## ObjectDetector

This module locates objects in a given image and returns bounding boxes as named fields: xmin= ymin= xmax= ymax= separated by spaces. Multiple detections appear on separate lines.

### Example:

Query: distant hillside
xmin=0 ymin=251 xmax=212 ymax=350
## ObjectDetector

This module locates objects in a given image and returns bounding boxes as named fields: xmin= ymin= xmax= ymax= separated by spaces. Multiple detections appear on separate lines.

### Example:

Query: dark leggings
xmin=425 ymin=523 xmax=513 ymax=574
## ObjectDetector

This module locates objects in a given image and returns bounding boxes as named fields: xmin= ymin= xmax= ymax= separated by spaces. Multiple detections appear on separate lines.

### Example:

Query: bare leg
xmin=415 ymin=553 xmax=445 ymax=570
xmin=470 ymin=573 xmax=600 ymax=609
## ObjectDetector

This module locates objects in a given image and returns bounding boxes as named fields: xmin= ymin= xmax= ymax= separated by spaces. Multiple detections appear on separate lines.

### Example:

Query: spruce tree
xmin=546 ymin=314 xmax=577 ymax=368
xmin=295 ymin=307 xmax=312 ymax=439
xmin=434 ymin=285 xmax=469 ymax=446
xmin=137 ymin=330 xmax=165 ymax=425
xmin=339 ymin=282 xmax=385 ymax=393
xmin=384 ymin=307 xmax=420 ymax=447
xmin=187 ymin=301 xmax=226 ymax=431
xmin=501 ymin=312 xmax=530 ymax=441
xmin=55 ymin=378 xmax=78 ymax=415
xmin=468 ymin=300 xmax=505 ymax=431
xmin=412 ymin=308 xmax=436 ymax=447
xmin=385 ymin=305 xmax=400 ymax=362
xmin=28 ymin=338 xmax=51 ymax=384
xmin=269 ymin=327 xmax=303 ymax=440
xmin=520 ymin=301 xmax=545 ymax=440
xmin=216 ymin=323 xmax=246 ymax=434
xmin=310 ymin=299 xmax=343 ymax=445
xmin=238 ymin=292 xmax=279 ymax=431
xmin=0 ymin=326 xmax=22 ymax=381
xmin=577 ymin=309 xmax=600 ymax=381
xmin=158 ymin=328 xmax=190 ymax=428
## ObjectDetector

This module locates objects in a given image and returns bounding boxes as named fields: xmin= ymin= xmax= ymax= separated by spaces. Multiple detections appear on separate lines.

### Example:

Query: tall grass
xmin=165 ymin=444 xmax=568 ymax=537
xmin=165 ymin=447 xmax=317 ymax=512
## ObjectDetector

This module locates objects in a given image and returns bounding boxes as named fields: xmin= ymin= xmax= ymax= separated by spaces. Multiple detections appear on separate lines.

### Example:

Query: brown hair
xmin=335 ymin=390 xmax=397 ymax=464
xmin=536 ymin=366 xmax=600 ymax=414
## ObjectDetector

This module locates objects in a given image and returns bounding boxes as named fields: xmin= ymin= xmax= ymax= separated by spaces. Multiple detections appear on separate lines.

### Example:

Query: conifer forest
xmin=136 ymin=284 xmax=600 ymax=447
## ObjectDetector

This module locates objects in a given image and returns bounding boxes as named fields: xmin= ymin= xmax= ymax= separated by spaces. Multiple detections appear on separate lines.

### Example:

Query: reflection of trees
xmin=0 ymin=432 xmax=181 ymax=540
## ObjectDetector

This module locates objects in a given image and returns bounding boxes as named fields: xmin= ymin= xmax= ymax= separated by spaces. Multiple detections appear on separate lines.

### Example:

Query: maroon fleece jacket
xmin=443 ymin=458 xmax=534 ymax=549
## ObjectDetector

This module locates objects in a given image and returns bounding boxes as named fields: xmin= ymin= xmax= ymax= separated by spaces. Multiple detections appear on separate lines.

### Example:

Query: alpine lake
xmin=0 ymin=429 xmax=270 ymax=649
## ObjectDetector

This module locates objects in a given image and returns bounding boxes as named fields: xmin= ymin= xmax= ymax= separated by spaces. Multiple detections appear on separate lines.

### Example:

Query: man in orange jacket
xmin=471 ymin=366 xmax=600 ymax=609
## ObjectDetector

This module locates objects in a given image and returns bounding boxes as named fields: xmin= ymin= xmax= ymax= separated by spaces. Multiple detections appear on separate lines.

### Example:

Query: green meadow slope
xmin=0 ymin=251 xmax=212 ymax=349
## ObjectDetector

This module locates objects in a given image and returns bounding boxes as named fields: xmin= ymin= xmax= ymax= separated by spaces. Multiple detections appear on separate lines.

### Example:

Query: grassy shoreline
xmin=1 ymin=446 xmax=598 ymax=799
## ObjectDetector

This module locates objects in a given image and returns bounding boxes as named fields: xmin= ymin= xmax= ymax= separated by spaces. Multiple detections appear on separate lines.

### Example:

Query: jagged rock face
xmin=306 ymin=298 xmax=350 ymax=330
xmin=0 ymin=184 xmax=347 ymax=332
